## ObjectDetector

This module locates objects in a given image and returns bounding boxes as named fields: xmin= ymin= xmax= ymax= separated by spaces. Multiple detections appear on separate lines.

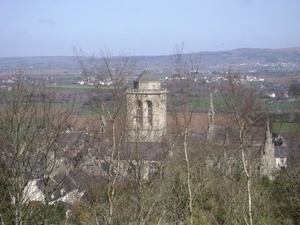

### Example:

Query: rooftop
xmin=136 ymin=69 xmax=160 ymax=83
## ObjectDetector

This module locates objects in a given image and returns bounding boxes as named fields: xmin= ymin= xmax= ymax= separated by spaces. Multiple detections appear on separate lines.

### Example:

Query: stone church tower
xmin=260 ymin=122 xmax=276 ymax=178
xmin=126 ymin=70 xmax=167 ymax=142
xmin=207 ymin=92 xmax=215 ymax=141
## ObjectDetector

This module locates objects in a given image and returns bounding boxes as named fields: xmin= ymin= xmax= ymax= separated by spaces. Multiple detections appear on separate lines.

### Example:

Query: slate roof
xmin=136 ymin=70 xmax=160 ymax=82
xmin=36 ymin=168 xmax=103 ymax=203
xmin=58 ymin=131 xmax=90 ymax=150
xmin=209 ymin=126 xmax=266 ymax=144
xmin=274 ymin=146 xmax=289 ymax=158
xmin=120 ymin=142 xmax=168 ymax=161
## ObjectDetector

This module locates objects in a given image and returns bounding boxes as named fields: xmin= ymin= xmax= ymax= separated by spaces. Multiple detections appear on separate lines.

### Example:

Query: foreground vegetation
xmin=0 ymin=48 xmax=300 ymax=225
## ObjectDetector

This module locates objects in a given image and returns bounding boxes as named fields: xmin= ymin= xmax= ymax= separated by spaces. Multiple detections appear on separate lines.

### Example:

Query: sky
xmin=1 ymin=0 xmax=299 ymax=57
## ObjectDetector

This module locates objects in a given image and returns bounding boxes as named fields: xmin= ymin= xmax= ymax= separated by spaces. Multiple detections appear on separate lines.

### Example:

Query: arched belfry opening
xmin=126 ymin=70 xmax=167 ymax=142
xmin=147 ymin=100 xmax=153 ymax=126
xmin=137 ymin=100 xmax=143 ymax=126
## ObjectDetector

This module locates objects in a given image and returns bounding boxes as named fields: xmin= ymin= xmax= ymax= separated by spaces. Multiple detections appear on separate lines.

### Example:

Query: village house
xmin=23 ymin=69 xmax=283 ymax=207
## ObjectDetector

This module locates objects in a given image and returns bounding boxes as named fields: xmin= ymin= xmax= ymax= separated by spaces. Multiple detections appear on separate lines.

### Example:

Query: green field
xmin=272 ymin=122 xmax=298 ymax=132
xmin=266 ymin=101 xmax=298 ymax=110
xmin=50 ymin=85 xmax=91 ymax=92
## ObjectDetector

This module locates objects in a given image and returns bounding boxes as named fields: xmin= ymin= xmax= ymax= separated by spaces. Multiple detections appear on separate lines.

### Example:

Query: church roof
xmin=274 ymin=146 xmax=289 ymax=158
xmin=136 ymin=70 xmax=160 ymax=82
xmin=209 ymin=125 xmax=267 ymax=144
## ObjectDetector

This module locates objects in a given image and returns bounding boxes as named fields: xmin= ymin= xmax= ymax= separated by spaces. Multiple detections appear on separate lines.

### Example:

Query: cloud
xmin=39 ymin=18 xmax=55 ymax=25
xmin=17 ymin=31 xmax=28 ymax=35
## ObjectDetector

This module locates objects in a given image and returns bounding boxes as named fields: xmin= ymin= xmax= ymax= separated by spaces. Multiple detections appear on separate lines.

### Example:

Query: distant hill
xmin=197 ymin=47 xmax=300 ymax=65
xmin=152 ymin=47 xmax=300 ymax=67
xmin=135 ymin=47 xmax=300 ymax=72
xmin=1 ymin=47 xmax=300 ymax=73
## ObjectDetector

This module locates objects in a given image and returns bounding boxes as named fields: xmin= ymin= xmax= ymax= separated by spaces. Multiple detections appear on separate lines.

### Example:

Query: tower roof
xmin=136 ymin=70 xmax=160 ymax=82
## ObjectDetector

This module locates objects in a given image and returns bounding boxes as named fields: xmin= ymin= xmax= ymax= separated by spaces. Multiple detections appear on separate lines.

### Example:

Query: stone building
xmin=126 ymin=71 xmax=278 ymax=178
xmin=126 ymin=69 xmax=167 ymax=142
xmin=206 ymin=92 xmax=276 ymax=178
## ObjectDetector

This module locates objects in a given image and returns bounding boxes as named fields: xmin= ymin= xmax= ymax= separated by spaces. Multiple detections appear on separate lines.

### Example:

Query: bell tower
xmin=126 ymin=70 xmax=167 ymax=142
xmin=207 ymin=92 xmax=215 ymax=141
xmin=260 ymin=122 xmax=276 ymax=178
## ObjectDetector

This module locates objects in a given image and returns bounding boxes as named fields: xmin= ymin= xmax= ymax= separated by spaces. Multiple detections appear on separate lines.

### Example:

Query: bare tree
xmin=218 ymin=74 xmax=264 ymax=225
xmin=118 ymin=139 xmax=168 ymax=225
xmin=165 ymin=43 xmax=204 ymax=225
xmin=0 ymin=72 xmax=75 ymax=225
xmin=73 ymin=48 xmax=136 ymax=225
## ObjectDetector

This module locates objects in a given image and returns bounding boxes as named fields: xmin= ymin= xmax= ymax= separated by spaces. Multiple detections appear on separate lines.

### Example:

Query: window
xmin=149 ymin=163 xmax=159 ymax=179
xmin=128 ymin=162 xmax=137 ymax=178
xmin=209 ymin=113 xmax=213 ymax=123
xmin=137 ymin=100 xmax=143 ymax=125
xmin=100 ymin=127 xmax=105 ymax=138
xmin=147 ymin=100 xmax=153 ymax=126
